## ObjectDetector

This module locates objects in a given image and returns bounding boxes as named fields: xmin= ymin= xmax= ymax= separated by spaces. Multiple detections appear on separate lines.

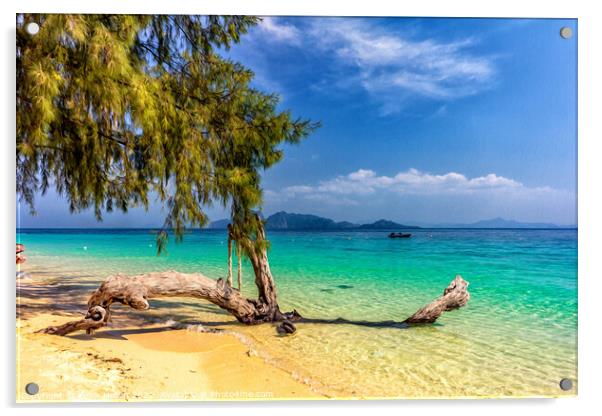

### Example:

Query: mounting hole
xmin=559 ymin=378 xmax=573 ymax=391
xmin=25 ymin=382 xmax=39 ymax=395
xmin=25 ymin=22 xmax=40 ymax=36
xmin=560 ymin=27 xmax=573 ymax=39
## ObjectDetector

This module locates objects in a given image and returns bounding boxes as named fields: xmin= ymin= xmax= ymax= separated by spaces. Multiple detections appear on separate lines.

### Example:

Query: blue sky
xmin=19 ymin=17 xmax=577 ymax=227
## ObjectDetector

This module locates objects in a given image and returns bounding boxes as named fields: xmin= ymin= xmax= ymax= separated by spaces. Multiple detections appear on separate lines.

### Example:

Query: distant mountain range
xmin=208 ymin=213 xmax=575 ymax=230
xmin=429 ymin=217 xmax=575 ymax=229
xmin=208 ymin=211 xmax=420 ymax=230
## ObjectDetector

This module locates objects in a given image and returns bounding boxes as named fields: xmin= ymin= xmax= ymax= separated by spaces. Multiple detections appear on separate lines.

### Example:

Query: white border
xmin=2 ymin=1 xmax=601 ymax=415
xmin=6 ymin=0 xmax=589 ymax=17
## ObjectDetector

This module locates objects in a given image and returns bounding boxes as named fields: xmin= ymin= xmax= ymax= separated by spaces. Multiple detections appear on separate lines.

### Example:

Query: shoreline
xmin=16 ymin=264 xmax=328 ymax=401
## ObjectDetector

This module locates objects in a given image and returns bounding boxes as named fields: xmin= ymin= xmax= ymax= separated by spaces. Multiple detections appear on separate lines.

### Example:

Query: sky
xmin=18 ymin=17 xmax=578 ymax=228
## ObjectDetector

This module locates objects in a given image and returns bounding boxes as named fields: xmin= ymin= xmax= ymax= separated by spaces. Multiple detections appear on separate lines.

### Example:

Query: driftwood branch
xmin=39 ymin=271 xmax=272 ymax=336
xmin=39 ymin=272 xmax=469 ymax=336
xmin=403 ymin=275 xmax=470 ymax=324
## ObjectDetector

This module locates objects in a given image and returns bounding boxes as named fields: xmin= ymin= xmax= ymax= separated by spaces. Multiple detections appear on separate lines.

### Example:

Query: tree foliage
xmin=16 ymin=14 xmax=317 ymax=242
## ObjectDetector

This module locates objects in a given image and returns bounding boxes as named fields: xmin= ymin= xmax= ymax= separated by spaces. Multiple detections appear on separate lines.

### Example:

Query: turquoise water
xmin=17 ymin=228 xmax=577 ymax=398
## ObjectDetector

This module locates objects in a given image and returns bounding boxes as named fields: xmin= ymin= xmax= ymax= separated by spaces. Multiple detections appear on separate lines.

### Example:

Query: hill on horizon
xmin=208 ymin=211 xmax=419 ymax=230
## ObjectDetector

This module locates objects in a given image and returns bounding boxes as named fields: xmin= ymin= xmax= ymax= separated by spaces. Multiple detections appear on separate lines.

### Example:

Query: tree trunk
xmin=226 ymin=235 xmax=233 ymax=287
xmin=236 ymin=242 xmax=242 ymax=290
xmin=243 ymin=224 xmax=284 ymax=321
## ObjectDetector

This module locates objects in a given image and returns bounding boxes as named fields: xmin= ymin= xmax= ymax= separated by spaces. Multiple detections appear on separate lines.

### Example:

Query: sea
xmin=16 ymin=228 xmax=577 ymax=398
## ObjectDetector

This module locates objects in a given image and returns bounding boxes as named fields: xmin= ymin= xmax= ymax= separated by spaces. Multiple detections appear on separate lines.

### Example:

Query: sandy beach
xmin=17 ymin=275 xmax=323 ymax=402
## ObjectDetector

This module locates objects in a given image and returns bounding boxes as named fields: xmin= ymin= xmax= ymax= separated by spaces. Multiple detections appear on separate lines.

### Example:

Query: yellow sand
xmin=17 ymin=313 xmax=323 ymax=402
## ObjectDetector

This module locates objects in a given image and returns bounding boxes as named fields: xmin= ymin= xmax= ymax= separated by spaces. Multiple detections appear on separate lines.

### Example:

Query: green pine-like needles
xmin=16 ymin=15 xmax=318 ymax=251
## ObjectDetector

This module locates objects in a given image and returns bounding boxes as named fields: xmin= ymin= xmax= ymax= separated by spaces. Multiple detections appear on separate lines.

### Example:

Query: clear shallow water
xmin=17 ymin=228 xmax=577 ymax=398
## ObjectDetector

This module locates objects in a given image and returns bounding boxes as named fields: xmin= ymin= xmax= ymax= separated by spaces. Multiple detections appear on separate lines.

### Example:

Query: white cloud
xmin=276 ymin=168 xmax=558 ymax=202
xmin=308 ymin=19 xmax=495 ymax=104
xmin=263 ymin=168 xmax=575 ymax=224
xmin=257 ymin=17 xmax=301 ymax=44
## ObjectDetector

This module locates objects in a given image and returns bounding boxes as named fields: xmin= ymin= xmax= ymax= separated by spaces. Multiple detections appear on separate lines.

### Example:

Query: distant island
xmin=208 ymin=213 xmax=575 ymax=230
xmin=209 ymin=211 xmax=421 ymax=231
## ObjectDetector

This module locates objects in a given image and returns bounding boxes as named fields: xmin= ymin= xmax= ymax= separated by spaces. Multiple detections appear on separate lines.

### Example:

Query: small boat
xmin=388 ymin=232 xmax=412 ymax=239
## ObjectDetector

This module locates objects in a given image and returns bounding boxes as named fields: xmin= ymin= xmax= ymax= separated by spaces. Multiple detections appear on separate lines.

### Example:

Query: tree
xmin=18 ymin=13 xmax=315 ymax=326
xmin=17 ymin=14 xmax=313 ymax=230
xmin=17 ymin=14 xmax=470 ymax=336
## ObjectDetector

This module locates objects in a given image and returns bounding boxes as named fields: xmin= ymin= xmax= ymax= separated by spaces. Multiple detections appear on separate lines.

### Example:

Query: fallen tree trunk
xmin=39 ymin=271 xmax=282 ymax=336
xmin=40 ymin=219 xmax=291 ymax=336
xmin=39 ymin=274 xmax=469 ymax=336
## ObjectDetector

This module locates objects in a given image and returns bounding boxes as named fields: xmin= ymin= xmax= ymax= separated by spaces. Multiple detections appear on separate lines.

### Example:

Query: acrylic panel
xmin=16 ymin=15 xmax=577 ymax=401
